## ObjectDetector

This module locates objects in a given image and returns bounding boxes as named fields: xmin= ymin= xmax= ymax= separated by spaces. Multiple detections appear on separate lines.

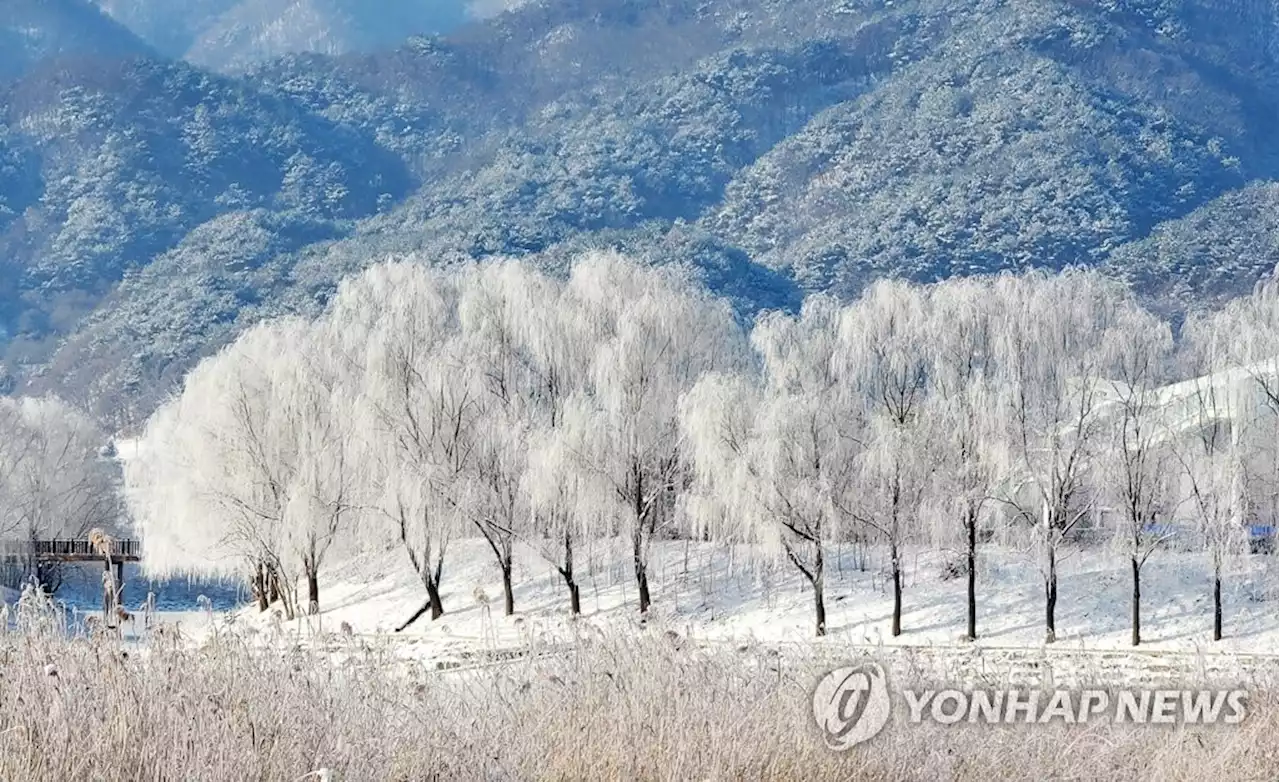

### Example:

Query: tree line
xmin=122 ymin=254 xmax=1278 ymax=643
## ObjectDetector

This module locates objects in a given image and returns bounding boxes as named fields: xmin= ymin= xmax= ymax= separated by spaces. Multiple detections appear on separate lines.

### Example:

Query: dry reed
xmin=0 ymin=589 xmax=1273 ymax=781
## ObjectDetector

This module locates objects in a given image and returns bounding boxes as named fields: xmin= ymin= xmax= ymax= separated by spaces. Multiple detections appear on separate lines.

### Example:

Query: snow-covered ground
xmin=199 ymin=538 xmax=1277 ymax=676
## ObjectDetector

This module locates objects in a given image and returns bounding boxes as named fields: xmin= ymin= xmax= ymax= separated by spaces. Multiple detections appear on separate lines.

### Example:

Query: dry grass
xmin=0 ymin=592 xmax=1274 ymax=781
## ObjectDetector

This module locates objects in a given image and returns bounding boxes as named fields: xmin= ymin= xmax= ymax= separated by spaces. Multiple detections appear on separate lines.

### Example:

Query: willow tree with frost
xmin=682 ymin=296 xmax=859 ymax=636
xmin=559 ymin=254 xmax=747 ymax=614
xmin=1175 ymin=296 xmax=1273 ymax=640
xmin=836 ymin=281 xmax=936 ymax=637
xmin=992 ymin=271 xmax=1122 ymax=643
xmin=1098 ymin=301 xmax=1176 ymax=646
xmin=516 ymin=271 xmax=597 ymax=614
xmin=126 ymin=320 xmax=314 ymax=618
xmin=0 ymin=396 xmax=118 ymax=589
xmin=332 ymin=262 xmax=469 ymax=628
xmin=925 ymin=278 xmax=1001 ymax=641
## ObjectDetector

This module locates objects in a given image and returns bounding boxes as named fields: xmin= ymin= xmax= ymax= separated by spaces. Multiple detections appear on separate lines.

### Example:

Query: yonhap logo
xmin=812 ymin=659 xmax=1252 ymax=751
xmin=812 ymin=662 xmax=892 ymax=750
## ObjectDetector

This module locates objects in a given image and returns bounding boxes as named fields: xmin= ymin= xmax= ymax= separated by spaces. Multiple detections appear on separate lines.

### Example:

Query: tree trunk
xmin=1130 ymin=555 xmax=1140 ymax=647
xmin=966 ymin=505 xmax=977 ymax=641
xmin=633 ymin=527 xmax=651 ymax=614
xmin=560 ymin=533 xmax=581 ymax=615
xmin=631 ymin=467 xmax=653 ymax=615
xmin=891 ymin=564 xmax=902 ymax=637
xmin=253 ymin=563 xmax=269 ymax=612
xmin=813 ymin=543 xmax=826 ymax=637
xmin=426 ymin=576 xmax=444 ymax=621
xmin=396 ymin=577 xmax=445 ymax=632
xmin=1213 ymin=572 xmax=1223 ymax=641
xmin=1044 ymin=546 xmax=1058 ymax=643
xmin=568 ymin=579 xmax=581 ymax=615
xmin=306 ymin=570 xmax=320 ymax=616
xmin=501 ymin=561 xmax=515 ymax=617
xmin=267 ymin=564 xmax=281 ymax=604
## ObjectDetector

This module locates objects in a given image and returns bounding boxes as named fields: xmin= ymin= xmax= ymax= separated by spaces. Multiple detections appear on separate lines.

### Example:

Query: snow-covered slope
xmin=218 ymin=537 xmax=1277 ymax=663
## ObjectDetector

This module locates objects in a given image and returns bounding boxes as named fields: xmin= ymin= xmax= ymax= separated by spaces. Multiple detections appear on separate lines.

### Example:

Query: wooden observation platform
xmin=0 ymin=539 xmax=142 ymax=614
xmin=3 ymin=539 xmax=144 ymax=564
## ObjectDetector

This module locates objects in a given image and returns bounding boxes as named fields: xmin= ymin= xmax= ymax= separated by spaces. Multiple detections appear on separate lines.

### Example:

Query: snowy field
xmin=180 ymin=538 xmax=1278 ymax=688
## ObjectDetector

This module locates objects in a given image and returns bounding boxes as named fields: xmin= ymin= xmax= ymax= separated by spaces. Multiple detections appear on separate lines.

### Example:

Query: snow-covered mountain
xmin=0 ymin=0 xmax=152 ymax=80
xmin=89 ymin=0 xmax=239 ymax=59
xmin=0 ymin=0 xmax=1275 ymax=425
xmin=91 ymin=0 xmax=475 ymax=70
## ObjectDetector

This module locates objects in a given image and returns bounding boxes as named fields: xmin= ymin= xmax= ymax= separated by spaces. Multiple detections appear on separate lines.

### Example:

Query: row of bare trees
xmin=123 ymin=254 xmax=1277 ymax=642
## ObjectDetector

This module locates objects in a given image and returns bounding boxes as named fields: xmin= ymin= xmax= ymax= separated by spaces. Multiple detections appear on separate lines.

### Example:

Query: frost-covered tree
xmin=1209 ymin=277 xmax=1279 ymax=540
xmin=331 ymin=262 xmax=469 ymax=628
xmin=836 ymin=281 xmax=935 ymax=637
xmin=126 ymin=313 xmax=366 ymax=618
xmin=127 ymin=319 xmax=313 ymax=617
xmin=512 ymin=270 xmax=597 ymax=615
xmin=926 ymin=278 xmax=1002 ymax=641
xmin=1175 ymin=299 xmax=1271 ymax=641
xmin=682 ymin=296 xmax=859 ymax=637
xmin=281 ymin=324 xmax=366 ymax=615
xmin=0 ymin=396 xmax=119 ymax=588
xmin=0 ymin=403 xmax=37 ymax=544
xmin=563 ymin=253 xmax=746 ymax=614
xmin=457 ymin=263 xmax=545 ymax=616
xmin=1098 ymin=302 xmax=1176 ymax=646
xmin=992 ymin=271 xmax=1124 ymax=643
xmin=525 ymin=402 xmax=596 ymax=615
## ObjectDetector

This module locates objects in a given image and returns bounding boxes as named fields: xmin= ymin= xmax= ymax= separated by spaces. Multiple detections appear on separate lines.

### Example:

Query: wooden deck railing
xmin=0 ymin=539 xmax=142 ymax=562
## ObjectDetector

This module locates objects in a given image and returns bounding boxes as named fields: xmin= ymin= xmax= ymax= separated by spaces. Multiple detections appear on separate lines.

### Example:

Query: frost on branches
xmin=0 ymin=396 xmax=120 ymax=590
xmin=122 ymin=255 xmax=1277 ymax=640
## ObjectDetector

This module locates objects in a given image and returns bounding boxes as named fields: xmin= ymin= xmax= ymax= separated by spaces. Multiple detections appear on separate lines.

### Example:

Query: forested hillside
xmin=0 ymin=0 xmax=1275 ymax=426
